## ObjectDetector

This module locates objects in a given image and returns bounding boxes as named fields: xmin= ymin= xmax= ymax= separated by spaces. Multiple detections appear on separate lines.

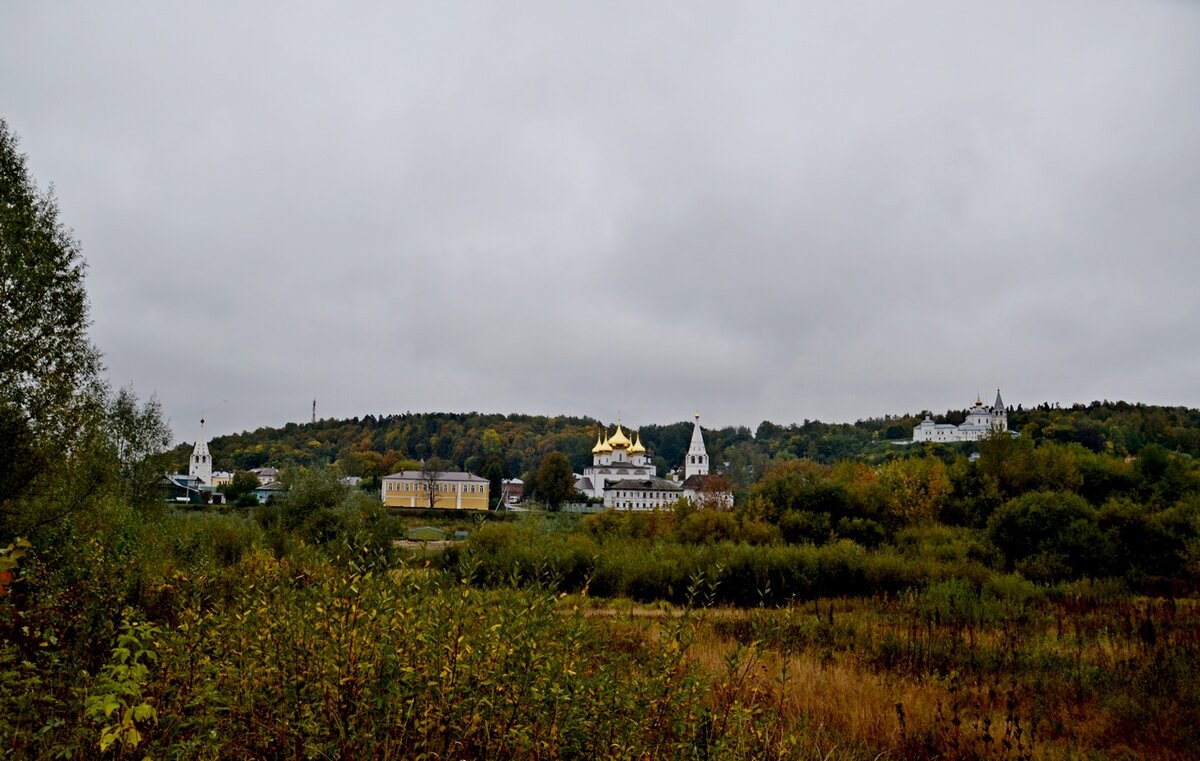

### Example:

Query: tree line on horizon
xmin=174 ymin=400 xmax=1200 ymax=496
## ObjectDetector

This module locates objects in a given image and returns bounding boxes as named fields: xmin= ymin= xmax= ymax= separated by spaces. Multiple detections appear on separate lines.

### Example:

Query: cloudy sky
xmin=4 ymin=1 xmax=1199 ymax=443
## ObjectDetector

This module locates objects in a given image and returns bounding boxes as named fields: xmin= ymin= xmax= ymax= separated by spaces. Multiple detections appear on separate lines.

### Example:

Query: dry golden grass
xmin=578 ymin=597 xmax=1198 ymax=761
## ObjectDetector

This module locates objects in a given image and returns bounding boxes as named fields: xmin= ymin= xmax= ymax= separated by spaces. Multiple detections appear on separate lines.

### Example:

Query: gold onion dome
xmin=608 ymin=424 xmax=631 ymax=448
xmin=630 ymin=433 xmax=646 ymax=455
xmin=592 ymin=431 xmax=612 ymax=454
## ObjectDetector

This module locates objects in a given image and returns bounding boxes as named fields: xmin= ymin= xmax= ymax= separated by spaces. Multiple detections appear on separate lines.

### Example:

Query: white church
xmin=576 ymin=414 xmax=731 ymax=510
xmin=163 ymin=420 xmax=233 ymax=502
xmin=912 ymin=390 xmax=1011 ymax=443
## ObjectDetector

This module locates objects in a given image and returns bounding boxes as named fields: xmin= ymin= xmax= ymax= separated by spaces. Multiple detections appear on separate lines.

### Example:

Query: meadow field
xmin=4 ymin=504 xmax=1197 ymax=760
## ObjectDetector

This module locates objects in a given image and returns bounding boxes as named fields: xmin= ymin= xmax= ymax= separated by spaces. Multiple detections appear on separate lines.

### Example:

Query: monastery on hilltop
xmin=912 ymin=390 xmax=1011 ymax=443
xmin=577 ymin=414 xmax=731 ymax=510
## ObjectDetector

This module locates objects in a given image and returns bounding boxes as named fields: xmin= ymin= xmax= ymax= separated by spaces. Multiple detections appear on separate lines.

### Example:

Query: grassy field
xmin=578 ymin=589 xmax=1199 ymax=760
xmin=3 ymin=506 xmax=1198 ymax=759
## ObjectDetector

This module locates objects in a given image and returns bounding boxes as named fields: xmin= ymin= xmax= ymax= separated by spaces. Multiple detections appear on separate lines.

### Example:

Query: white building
xmin=605 ymin=477 xmax=683 ymax=511
xmin=913 ymin=390 xmax=1010 ymax=443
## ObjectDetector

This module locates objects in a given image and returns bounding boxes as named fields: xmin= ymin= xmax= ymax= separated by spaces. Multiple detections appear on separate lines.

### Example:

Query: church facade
xmin=577 ymin=414 xmax=732 ymax=510
xmin=912 ymin=390 xmax=1010 ymax=443
xmin=575 ymin=424 xmax=663 ymax=507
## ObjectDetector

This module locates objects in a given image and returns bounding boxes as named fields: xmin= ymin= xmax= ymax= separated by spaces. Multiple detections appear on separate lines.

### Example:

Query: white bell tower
xmin=189 ymin=418 xmax=213 ymax=486
xmin=684 ymin=412 xmax=709 ymax=479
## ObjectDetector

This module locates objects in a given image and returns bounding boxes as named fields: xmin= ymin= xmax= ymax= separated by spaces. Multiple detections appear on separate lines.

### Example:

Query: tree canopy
xmin=0 ymin=119 xmax=102 ymax=448
xmin=533 ymin=451 xmax=576 ymax=509
xmin=0 ymin=120 xmax=170 ymax=538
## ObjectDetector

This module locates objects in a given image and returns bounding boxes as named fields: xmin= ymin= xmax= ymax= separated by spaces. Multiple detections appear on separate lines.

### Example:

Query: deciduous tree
xmin=879 ymin=456 xmax=951 ymax=525
xmin=0 ymin=119 xmax=103 ymax=449
xmin=1 ymin=120 xmax=107 ymax=534
xmin=534 ymin=452 xmax=576 ymax=510
xmin=106 ymin=385 xmax=172 ymax=508
xmin=420 ymin=456 xmax=448 ymax=510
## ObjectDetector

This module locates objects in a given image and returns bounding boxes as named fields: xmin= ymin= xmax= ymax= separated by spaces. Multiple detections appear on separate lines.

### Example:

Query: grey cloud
xmin=2 ymin=1 xmax=1198 ymax=440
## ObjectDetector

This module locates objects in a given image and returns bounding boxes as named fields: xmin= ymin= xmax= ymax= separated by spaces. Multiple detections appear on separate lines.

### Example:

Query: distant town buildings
xmin=165 ymin=421 xmax=284 ymax=504
xmin=500 ymin=478 xmax=524 ymax=505
xmin=168 ymin=410 xmax=738 ymax=513
xmin=249 ymin=467 xmax=279 ymax=485
xmin=912 ymin=390 xmax=1011 ymax=443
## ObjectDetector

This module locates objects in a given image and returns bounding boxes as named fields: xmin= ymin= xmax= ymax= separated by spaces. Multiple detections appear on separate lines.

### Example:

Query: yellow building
xmin=381 ymin=470 xmax=490 ymax=510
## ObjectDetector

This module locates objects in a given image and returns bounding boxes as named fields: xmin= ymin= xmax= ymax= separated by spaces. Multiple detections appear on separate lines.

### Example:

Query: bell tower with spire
xmin=189 ymin=418 xmax=213 ymax=486
xmin=684 ymin=412 xmax=709 ymax=479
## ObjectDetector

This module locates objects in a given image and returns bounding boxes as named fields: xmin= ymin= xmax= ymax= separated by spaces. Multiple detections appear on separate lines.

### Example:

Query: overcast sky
xmin=4 ymin=1 xmax=1199 ymax=444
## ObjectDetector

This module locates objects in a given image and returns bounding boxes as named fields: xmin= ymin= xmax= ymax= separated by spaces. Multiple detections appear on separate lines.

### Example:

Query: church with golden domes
xmin=576 ymin=423 xmax=683 ymax=509
xmin=575 ymin=414 xmax=726 ymax=511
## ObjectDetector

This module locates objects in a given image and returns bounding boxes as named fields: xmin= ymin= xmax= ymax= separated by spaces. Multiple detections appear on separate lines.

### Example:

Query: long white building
xmin=912 ymin=390 xmax=1009 ymax=443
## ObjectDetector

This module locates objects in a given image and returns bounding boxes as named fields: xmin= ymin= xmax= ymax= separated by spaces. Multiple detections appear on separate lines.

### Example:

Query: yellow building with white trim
xmin=381 ymin=470 xmax=490 ymax=510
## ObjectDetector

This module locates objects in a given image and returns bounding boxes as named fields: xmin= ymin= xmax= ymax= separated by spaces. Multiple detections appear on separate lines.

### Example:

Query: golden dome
xmin=592 ymin=430 xmax=612 ymax=454
xmin=630 ymin=432 xmax=646 ymax=455
xmin=608 ymin=424 xmax=631 ymax=449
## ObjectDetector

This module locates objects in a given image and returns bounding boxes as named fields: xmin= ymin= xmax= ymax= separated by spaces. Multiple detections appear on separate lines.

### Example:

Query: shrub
xmin=988 ymin=491 xmax=1107 ymax=579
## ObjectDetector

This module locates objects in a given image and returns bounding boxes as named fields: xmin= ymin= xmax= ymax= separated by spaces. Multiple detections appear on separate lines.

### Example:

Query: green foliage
xmin=988 ymin=491 xmax=1107 ymax=580
xmin=221 ymin=469 xmax=261 ymax=502
xmin=4 ymin=487 xmax=1200 ymax=759
xmin=0 ymin=120 xmax=116 ymax=540
xmin=104 ymin=385 xmax=172 ymax=508
xmin=0 ymin=118 xmax=103 ymax=452
xmin=273 ymin=466 xmax=347 ymax=530
xmin=0 ymin=405 xmax=44 ymax=508
xmin=1098 ymin=496 xmax=1200 ymax=585
xmin=532 ymin=450 xmax=576 ymax=509
xmin=1012 ymin=399 xmax=1200 ymax=457
xmin=84 ymin=618 xmax=161 ymax=753
xmin=878 ymin=456 xmax=952 ymax=525
xmin=2 ymin=507 xmax=803 ymax=759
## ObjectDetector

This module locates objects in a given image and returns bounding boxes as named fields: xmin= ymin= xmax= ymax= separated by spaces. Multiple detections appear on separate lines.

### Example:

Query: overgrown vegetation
xmin=5 ymin=505 xmax=1200 ymax=759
